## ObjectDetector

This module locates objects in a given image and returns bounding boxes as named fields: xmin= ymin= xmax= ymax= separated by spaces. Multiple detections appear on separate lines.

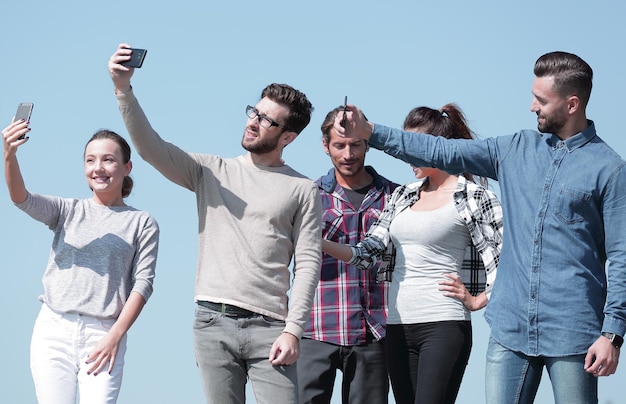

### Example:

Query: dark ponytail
xmin=403 ymin=103 xmax=487 ymax=187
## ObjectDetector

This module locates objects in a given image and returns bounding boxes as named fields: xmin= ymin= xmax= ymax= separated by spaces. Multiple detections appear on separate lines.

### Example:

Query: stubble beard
xmin=537 ymin=110 xmax=567 ymax=134
xmin=334 ymin=159 xmax=366 ymax=179
xmin=241 ymin=131 xmax=282 ymax=154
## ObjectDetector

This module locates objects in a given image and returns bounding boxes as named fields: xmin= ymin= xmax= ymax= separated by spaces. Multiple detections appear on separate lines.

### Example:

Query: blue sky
xmin=2 ymin=1 xmax=624 ymax=403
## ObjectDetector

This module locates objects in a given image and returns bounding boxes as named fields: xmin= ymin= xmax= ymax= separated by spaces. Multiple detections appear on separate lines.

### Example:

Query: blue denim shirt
xmin=369 ymin=121 xmax=626 ymax=356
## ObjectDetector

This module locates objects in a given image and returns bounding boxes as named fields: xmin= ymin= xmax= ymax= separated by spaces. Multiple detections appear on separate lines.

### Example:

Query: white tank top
xmin=387 ymin=200 xmax=471 ymax=324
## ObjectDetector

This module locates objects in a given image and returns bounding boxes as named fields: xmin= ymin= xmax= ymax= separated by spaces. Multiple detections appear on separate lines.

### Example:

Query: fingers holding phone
xmin=120 ymin=48 xmax=147 ymax=68
xmin=108 ymin=44 xmax=146 ymax=91
xmin=13 ymin=102 xmax=33 ymax=140
xmin=333 ymin=103 xmax=373 ymax=141
xmin=4 ymin=102 xmax=33 ymax=147
xmin=3 ymin=117 xmax=31 ymax=152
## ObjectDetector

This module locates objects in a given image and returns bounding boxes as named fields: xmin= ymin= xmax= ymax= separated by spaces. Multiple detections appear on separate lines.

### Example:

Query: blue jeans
xmin=485 ymin=337 xmax=597 ymax=404
xmin=297 ymin=336 xmax=388 ymax=404
xmin=193 ymin=304 xmax=297 ymax=404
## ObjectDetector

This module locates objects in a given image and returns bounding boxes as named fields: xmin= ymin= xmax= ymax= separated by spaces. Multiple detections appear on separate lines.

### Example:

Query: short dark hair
xmin=534 ymin=51 xmax=593 ymax=108
xmin=260 ymin=83 xmax=313 ymax=134
xmin=320 ymin=106 xmax=344 ymax=144
xmin=85 ymin=130 xmax=133 ymax=198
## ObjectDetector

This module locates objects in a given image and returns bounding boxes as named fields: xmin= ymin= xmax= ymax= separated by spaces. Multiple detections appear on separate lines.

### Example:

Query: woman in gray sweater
xmin=2 ymin=122 xmax=159 ymax=404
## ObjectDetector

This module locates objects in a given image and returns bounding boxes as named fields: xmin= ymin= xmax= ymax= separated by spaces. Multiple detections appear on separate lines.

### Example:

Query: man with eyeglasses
xmin=108 ymin=44 xmax=322 ymax=404
xmin=298 ymin=106 xmax=397 ymax=404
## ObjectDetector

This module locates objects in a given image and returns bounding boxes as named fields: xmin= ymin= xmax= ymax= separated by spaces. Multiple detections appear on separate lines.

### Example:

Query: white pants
xmin=30 ymin=303 xmax=127 ymax=404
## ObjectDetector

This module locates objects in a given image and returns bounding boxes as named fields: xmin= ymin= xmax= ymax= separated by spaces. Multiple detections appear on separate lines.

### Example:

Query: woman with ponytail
xmin=323 ymin=104 xmax=503 ymax=403
xmin=3 ymin=122 xmax=159 ymax=403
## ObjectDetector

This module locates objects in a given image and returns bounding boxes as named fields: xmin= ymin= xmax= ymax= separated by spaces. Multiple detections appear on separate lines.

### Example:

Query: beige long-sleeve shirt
xmin=116 ymin=89 xmax=322 ymax=338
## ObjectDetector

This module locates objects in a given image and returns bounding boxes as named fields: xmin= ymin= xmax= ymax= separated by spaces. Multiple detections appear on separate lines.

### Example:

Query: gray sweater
xmin=117 ymin=89 xmax=322 ymax=338
xmin=17 ymin=193 xmax=159 ymax=319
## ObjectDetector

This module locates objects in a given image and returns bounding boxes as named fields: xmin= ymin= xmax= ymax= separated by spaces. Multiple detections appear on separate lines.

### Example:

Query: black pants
xmin=297 ymin=336 xmax=389 ymax=404
xmin=386 ymin=321 xmax=472 ymax=404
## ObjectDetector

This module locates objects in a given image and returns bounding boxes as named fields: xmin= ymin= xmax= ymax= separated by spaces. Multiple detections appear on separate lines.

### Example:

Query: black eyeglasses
xmin=245 ymin=105 xmax=290 ymax=130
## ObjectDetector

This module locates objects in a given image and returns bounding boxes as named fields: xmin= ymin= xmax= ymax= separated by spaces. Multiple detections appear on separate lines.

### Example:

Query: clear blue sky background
xmin=2 ymin=1 xmax=624 ymax=403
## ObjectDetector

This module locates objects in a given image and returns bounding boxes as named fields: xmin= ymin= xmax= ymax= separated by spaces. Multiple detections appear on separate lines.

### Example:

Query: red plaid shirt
xmin=303 ymin=167 xmax=398 ymax=345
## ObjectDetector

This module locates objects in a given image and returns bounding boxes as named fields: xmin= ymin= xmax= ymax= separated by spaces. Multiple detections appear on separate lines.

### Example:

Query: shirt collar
xmin=318 ymin=165 xmax=384 ymax=193
xmin=547 ymin=120 xmax=596 ymax=152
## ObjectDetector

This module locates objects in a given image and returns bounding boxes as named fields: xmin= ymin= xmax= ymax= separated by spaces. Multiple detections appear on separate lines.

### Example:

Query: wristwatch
xmin=601 ymin=332 xmax=624 ymax=349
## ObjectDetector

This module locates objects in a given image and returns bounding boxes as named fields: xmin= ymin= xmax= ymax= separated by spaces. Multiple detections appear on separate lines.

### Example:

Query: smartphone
xmin=13 ymin=102 xmax=34 ymax=140
xmin=340 ymin=96 xmax=348 ymax=128
xmin=121 ymin=48 xmax=147 ymax=68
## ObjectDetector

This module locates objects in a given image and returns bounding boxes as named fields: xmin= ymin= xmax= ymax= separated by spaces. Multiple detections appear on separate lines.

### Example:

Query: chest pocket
xmin=322 ymin=208 xmax=346 ymax=243
xmin=322 ymin=207 xmax=383 ymax=243
xmin=361 ymin=208 xmax=383 ymax=231
xmin=554 ymin=185 xmax=592 ymax=224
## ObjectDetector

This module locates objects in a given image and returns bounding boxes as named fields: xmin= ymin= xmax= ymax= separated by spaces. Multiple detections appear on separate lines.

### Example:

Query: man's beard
xmin=335 ymin=160 xmax=365 ymax=178
xmin=537 ymin=109 xmax=567 ymax=134
xmin=241 ymin=133 xmax=281 ymax=154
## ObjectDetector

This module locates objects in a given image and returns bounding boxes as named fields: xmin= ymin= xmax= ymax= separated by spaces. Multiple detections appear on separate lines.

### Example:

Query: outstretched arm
xmin=3 ymin=120 xmax=31 ymax=204
xmin=107 ymin=43 xmax=203 ymax=191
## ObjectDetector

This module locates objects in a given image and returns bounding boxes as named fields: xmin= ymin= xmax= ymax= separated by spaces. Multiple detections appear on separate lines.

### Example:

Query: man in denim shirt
xmin=334 ymin=51 xmax=626 ymax=403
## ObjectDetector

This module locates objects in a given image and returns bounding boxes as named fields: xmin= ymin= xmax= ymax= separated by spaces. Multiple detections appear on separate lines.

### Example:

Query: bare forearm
xmin=322 ymin=239 xmax=354 ymax=262
xmin=108 ymin=292 xmax=146 ymax=340
xmin=4 ymin=155 xmax=27 ymax=204
xmin=466 ymin=291 xmax=488 ymax=311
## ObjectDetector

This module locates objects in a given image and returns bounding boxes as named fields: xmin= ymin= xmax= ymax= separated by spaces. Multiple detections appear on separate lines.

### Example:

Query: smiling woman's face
xmin=84 ymin=138 xmax=131 ymax=206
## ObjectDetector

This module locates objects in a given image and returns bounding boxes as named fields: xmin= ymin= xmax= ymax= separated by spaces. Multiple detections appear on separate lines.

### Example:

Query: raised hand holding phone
xmin=13 ymin=102 xmax=34 ymax=140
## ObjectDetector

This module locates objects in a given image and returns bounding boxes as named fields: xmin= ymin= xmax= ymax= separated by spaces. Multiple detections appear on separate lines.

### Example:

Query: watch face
xmin=615 ymin=335 xmax=624 ymax=348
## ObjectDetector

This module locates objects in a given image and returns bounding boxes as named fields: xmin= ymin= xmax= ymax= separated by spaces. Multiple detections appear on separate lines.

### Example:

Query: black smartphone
xmin=340 ymin=96 xmax=348 ymax=128
xmin=13 ymin=102 xmax=34 ymax=140
xmin=121 ymin=48 xmax=147 ymax=68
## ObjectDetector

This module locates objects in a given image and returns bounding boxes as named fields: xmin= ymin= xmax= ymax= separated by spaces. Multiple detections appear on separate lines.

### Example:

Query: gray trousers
xmin=193 ymin=303 xmax=297 ymax=404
